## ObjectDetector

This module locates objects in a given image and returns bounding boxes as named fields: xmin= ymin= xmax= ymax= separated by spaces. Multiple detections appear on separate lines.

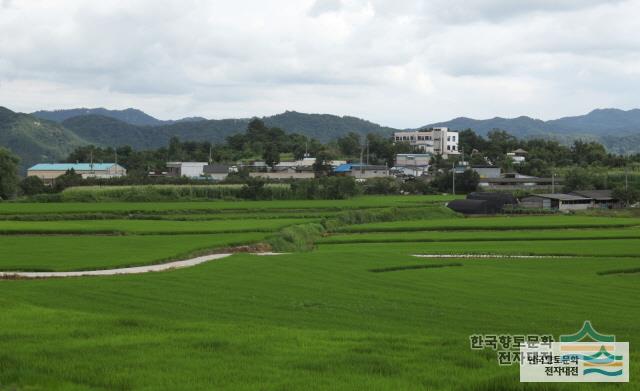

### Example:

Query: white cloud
xmin=0 ymin=0 xmax=638 ymax=127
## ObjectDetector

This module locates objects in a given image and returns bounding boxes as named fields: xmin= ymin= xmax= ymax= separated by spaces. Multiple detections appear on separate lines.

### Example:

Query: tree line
xmin=1 ymin=121 xmax=639 ymax=200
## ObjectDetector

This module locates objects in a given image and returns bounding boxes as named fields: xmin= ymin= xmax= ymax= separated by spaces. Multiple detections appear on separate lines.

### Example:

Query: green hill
xmin=0 ymin=107 xmax=87 ymax=172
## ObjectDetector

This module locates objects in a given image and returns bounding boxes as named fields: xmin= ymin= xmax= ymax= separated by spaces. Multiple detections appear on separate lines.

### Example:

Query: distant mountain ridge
xmin=32 ymin=108 xmax=206 ymax=126
xmin=425 ymin=108 xmax=640 ymax=153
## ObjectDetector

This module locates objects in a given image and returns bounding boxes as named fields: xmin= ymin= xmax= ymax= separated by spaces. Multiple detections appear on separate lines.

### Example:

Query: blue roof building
xmin=27 ymin=163 xmax=126 ymax=184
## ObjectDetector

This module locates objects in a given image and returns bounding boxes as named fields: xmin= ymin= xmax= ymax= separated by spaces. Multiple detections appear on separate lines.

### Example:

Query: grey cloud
xmin=308 ymin=0 xmax=343 ymax=16
xmin=0 ymin=0 xmax=639 ymax=126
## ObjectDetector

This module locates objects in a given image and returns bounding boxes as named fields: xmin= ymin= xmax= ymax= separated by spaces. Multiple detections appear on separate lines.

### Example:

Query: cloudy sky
xmin=1 ymin=0 xmax=639 ymax=127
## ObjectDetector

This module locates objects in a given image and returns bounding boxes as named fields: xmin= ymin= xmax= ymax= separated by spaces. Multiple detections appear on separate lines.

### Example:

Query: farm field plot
xmin=0 ymin=233 xmax=266 ymax=271
xmin=336 ymin=215 xmax=640 ymax=232
xmin=1 ymin=199 xmax=639 ymax=390
xmin=316 ymin=238 xmax=640 ymax=257
xmin=1 ymin=249 xmax=639 ymax=390
xmin=319 ymin=227 xmax=640 ymax=244
xmin=0 ymin=218 xmax=309 ymax=235
xmin=0 ymin=195 xmax=461 ymax=215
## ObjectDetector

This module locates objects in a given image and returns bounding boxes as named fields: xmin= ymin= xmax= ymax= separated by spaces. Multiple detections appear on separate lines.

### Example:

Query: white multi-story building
xmin=393 ymin=127 xmax=460 ymax=158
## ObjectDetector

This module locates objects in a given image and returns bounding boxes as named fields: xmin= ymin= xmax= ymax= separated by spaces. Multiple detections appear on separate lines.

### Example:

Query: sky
xmin=1 ymin=0 xmax=639 ymax=128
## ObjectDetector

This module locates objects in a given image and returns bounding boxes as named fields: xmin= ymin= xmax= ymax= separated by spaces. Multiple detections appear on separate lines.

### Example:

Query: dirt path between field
xmin=0 ymin=253 xmax=234 ymax=279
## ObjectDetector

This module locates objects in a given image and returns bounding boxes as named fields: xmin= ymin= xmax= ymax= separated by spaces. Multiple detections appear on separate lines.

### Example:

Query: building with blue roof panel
xmin=27 ymin=163 xmax=126 ymax=184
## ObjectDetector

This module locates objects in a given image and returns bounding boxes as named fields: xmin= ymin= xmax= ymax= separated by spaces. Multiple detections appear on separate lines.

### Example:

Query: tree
xmin=562 ymin=167 xmax=604 ymax=192
xmin=469 ymin=153 xmax=488 ymax=166
xmin=263 ymin=144 xmax=280 ymax=168
xmin=431 ymin=168 xmax=479 ymax=193
xmin=0 ymin=147 xmax=20 ymax=200
xmin=53 ymin=169 xmax=83 ymax=192
xmin=613 ymin=187 xmax=640 ymax=206
xmin=337 ymin=132 xmax=361 ymax=157
xmin=313 ymin=149 xmax=335 ymax=177
xmin=571 ymin=140 xmax=607 ymax=166
xmin=20 ymin=176 xmax=46 ymax=196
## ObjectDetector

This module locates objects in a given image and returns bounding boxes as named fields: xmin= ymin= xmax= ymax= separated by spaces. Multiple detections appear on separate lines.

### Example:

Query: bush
xmin=267 ymin=223 xmax=325 ymax=252
xmin=19 ymin=176 xmax=47 ymax=196
xmin=362 ymin=177 xmax=400 ymax=195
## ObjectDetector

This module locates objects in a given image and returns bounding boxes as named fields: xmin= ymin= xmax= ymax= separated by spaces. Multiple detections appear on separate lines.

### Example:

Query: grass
xmin=1 ymin=197 xmax=640 ymax=390
xmin=319 ymin=227 xmax=640 ymax=244
xmin=0 ymin=195 xmax=461 ymax=215
xmin=317 ymin=239 xmax=640 ymax=257
xmin=0 ymin=218 xmax=309 ymax=235
xmin=1 ymin=251 xmax=639 ymax=390
xmin=0 ymin=234 xmax=267 ymax=271
xmin=335 ymin=215 xmax=640 ymax=232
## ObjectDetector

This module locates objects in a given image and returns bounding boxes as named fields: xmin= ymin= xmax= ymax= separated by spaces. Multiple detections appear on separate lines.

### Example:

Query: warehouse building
xmin=569 ymin=190 xmax=622 ymax=209
xmin=27 ymin=163 xmax=126 ymax=185
xmin=520 ymin=193 xmax=593 ymax=211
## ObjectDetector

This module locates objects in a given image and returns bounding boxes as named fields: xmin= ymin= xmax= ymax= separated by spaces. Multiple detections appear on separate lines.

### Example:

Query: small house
xmin=203 ymin=164 xmax=231 ymax=181
xmin=334 ymin=164 xmax=390 ymax=179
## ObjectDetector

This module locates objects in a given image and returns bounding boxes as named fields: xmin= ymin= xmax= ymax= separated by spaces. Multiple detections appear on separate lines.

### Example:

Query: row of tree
xmin=459 ymin=129 xmax=640 ymax=177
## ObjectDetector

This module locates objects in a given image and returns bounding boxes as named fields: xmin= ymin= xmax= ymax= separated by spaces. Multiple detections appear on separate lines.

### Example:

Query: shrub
xmin=362 ymin=177 xmax=400 ymax=195
xmin=267 ymin=223 xmax=325 ymax=252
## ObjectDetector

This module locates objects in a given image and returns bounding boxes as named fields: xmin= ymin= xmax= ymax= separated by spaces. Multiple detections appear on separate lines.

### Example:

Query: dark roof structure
xmin=468 ymin=192 xmax=518 ymax=210
xmin=529 ymin=193 xmax=591 ymax=201
xmin=479 ymin=177 xmax=560 ymax=184
xmin=447 ymin=199 xmax=490 ymax=215
xmin=569 ymin=190 xmax=615 ymax=201
xmin=203 ymin=164 xmax=230 ymax=174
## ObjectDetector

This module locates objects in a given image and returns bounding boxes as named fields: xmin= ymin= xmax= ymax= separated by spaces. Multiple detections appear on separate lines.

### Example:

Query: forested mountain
xmin=0 ymin=107 xmax=87 ymax=171
xmin=263 ymin=111 xmax=396 ymax=141
xmin=32 ymin=108 xmax=206 ymax=126
xmin=57 ymin=110 xmax=394 ymax=148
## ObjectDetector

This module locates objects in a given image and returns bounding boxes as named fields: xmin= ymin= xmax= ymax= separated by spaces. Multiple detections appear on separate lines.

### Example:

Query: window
xmin=447 ymin=145 xmax=451 ymax=151
xmin=395 ymin=136 xmax=400 ymax=141
xmin=453 ymin=136 xmax=456 ymax=142
xmin=447 ymin=136 xmax=451 ymax=141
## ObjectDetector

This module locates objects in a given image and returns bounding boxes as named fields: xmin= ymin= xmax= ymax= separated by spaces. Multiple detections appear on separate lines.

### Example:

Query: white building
xmin=393 ymin=127 xmax=460 ymax=158
xmin=166 ymin=162 xmax=208 ymax=178
xmin=507 ymin=149 xmax=527 ymax=164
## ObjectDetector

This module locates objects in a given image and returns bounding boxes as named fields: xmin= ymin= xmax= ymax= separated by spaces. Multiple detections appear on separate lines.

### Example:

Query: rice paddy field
xmin=0 ymin=195 xmax=639 ymax=390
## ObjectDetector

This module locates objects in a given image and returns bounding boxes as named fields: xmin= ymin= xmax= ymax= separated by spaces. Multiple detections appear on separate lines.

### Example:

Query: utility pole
xmin=625 ymin=166 xmax=629 ymax=191
xmin=452 ymin=163 xmax=456 ymax=195
xmin=366 ymin=139 xmax=369 ymax=167
xmin=551 ymin=172 xmax=555 ymax=193
xmin=208 ymin=145 xmax=213 ymax=165
xmin=359 ymin=143 xmax=364 ymax=175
